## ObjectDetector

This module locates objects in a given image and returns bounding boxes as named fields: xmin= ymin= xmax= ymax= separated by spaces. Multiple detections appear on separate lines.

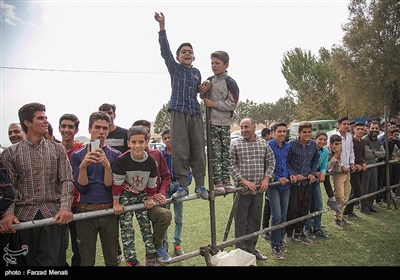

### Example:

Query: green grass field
xmin=67 ymin=190 xmax=400 ymax=266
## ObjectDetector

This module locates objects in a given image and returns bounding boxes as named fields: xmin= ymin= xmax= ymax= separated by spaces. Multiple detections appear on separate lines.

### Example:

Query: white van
xmin=289 ymin=120 xmax=337 ymax=140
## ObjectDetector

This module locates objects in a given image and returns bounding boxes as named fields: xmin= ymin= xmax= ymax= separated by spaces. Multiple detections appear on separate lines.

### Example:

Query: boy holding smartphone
xmin=70 ymin=111 xmax=121 ymax=266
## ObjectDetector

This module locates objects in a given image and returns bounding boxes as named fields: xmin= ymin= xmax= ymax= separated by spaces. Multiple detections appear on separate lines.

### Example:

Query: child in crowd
xmin=154 ymin=11 xmax=208 ymax=200
xmin=161 ymin=129 xmax=192 ymax=256
xmin=202 ymin=50 xmax=239 ymax=194
xmin=327 ymin=134 xmax=346 ymax=229
xmin=304 ymin=132 xmax=330 ymax=240
xmin=112 ymin=126 xmax=159 ymax=266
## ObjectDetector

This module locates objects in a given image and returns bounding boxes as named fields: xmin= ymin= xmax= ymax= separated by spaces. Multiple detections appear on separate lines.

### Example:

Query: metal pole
xmin=222 ymin=190 xmax=241 ymax=242
xmin=205 ymin=99 xmax=218 ymax=255
xmin=11 ymin=160 xmax=399 ymax=231
xmin=12 ymin=195 xmax=199 ymax=231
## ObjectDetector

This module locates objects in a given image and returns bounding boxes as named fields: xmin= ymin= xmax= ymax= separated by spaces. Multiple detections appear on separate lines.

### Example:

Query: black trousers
xmin=7 ymin=211 xmax=67 ymax=266
xmin=286 ymin=184 xmax=312 ymax=236
xmin=262 ymin=194 xmax=271 ymax=229
xmin=344 ymin=171 xmax=364 ymax=215
xmin=68 ymin=207 xmax=81 ymax=266
xmin=323 ymin=175 xmax=334 ymax=198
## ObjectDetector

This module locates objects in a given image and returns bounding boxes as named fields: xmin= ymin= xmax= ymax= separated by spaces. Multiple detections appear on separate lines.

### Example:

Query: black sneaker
xmin=342 ymin=218 xmax=353 ymax=225
xmin=334 ymin=219 xmax=343 ymax=230
xmin=303 ymin=228 xmax=315 ymax=239
xmin=279 ymin=243 xmax=288 ymax=253
xmin=346 ymin=212 xmax=359 ymax=220
xmin=314 ymin=229 xmax=329 ymax=239
xmin=360 ymin=207 xmax=372 ymax=215
xmin=271 ymin=246 xmax=284 ymax=260
xmin=293 ymin=233 xmax=313 ymax=244
xmin=253 ymin=251 xmax=268 ymax=261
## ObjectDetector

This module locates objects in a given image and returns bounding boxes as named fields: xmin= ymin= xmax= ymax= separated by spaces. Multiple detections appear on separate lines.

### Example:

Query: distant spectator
xmin=99 ymin=103 xmax=129 ymax=153
xmin=8 ymin=123 xmax=25 ymax=144
xmin=261 ymin=128 xmax=272 ymax=142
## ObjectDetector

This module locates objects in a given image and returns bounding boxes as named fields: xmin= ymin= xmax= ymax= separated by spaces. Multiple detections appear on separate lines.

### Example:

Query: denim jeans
xmin=165 ymin=182 xmax=183 ymax=249
xmin=267 ymin=187 xmax=290 ymax=248
xmin=305 ymin=181 xmax=323 ymax=230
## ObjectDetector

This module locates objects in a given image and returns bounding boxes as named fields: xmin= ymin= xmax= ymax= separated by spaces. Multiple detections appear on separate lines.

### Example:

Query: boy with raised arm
xmin=154 ymin=11 xmax=209 ymax=200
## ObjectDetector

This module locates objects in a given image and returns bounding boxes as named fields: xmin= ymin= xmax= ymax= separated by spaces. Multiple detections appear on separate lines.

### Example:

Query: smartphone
xmin=90 ymin=139 xmax=100 ymax=151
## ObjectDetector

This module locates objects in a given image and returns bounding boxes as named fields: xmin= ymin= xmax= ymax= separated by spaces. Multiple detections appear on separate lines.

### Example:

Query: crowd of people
xmin=1 ymin=11 xmax=400 ymax=267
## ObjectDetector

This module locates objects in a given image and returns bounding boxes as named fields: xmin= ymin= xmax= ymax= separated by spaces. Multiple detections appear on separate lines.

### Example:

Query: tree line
xmin=154 ymin=0 xmax=400 ymax=133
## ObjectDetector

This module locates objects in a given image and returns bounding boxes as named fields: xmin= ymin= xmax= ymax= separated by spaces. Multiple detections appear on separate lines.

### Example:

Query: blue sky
xmin=1 ymin=0 xmax=350 ymax=146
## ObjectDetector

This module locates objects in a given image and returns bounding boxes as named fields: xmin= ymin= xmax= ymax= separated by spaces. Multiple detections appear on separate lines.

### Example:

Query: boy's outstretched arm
xmin=154 ymin=12 xmax=165 ymax=31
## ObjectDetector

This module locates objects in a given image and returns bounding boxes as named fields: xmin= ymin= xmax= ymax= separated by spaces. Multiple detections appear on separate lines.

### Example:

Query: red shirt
xmin=68 ymin=142 xmax=85 ymax=207
xmin=146 ymin=148 xmax=171 ymax=196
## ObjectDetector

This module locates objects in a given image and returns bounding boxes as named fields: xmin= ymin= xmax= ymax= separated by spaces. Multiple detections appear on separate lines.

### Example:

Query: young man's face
xmin=8 ymin=124 xmax=25 ymax=144
xmin=316 ymin=135 xmax=327 ymax=148
xmin=89 ymin=119 xmax=109 ymax=147
xmin=177 ymin=46 xmax=194 ymax=67
xmin=299 ymin=127 xmax=312 ymax=142
xmin=211 ymin=57 xmax=228 ymax=76
xmin=330 ymin=141 xmax=342 ymax=153
xmin=128 ymin=134 xmax=148 ymax=159
xmin=101 ymin=109 xmax=115 ymax=125
xmin=354 ymin=125 xmax=365 ymax=138
xmin=59 ymin=120 xmax=78 ymax=142
xmin=162 ymin=133 xmax=171 ymax=148
xmin=274 ymin=126 xmax=286 ymax=143
xmin=25 ymin=111 xmax=48 ymax=137
xmin=338 ymin=120 xmax=350 ymax=134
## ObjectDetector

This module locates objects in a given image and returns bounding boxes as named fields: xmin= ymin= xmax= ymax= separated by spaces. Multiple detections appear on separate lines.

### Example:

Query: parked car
xmin=230 ymin=130 xmax=241 ymax=140
xmin=148 ymin=142 xmax=166 ymax=151
xmin=289 ymin=120 xmax=337 ymax=140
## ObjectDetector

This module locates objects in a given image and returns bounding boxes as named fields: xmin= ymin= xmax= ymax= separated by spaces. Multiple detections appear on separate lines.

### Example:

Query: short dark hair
xmin=132 ymin=119 xmax=151 ymax=130
xmin=315 ymin=131 xmax=328 ymax=139
xmin=271 ymin=122 xmax=287 ymax=132
xmin=59 ymin=113 xmax=80 ymax=130
xmin=18 ymin=102 xmax=46 ymax=133
xmin=298 ymin=121 xmax=312 ymax=133
xmin=47 ymin=122 xmax=54 ymax=137
xmin=161 ymin=129 xmax=170 ymax=137
xmin=88 ymin=111 xmax=111 ymax=129
xmin=368 ymin=120 xmax=380 ymax=128
xmin=211 ymin=50 xmax=229 ymax=64
xmin=176 ymin=42 xmax=193 ymax=57
xmin=337 ymin=116 xmax=349 ymax=124
xmin=98 ymin=103 xmax=116 ymax=113
xmin=329 ymin=134 xmax=342 ymax=144
xmin=261 ymin=128 xmax=271 ymax=137
xmin=354 ymin=122 xmax=364 ymax=127
xmin=128 ymin=126 xmax=149 ymax=141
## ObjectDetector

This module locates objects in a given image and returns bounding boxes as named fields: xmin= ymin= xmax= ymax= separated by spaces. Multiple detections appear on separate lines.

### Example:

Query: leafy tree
xmin=271 ymin=96 xmax=297 ymax=123
xmin=281 ymin=47 xmax=339 ymax=120
xmin=233 ymin=99 xmax=256 ymax=124
xmin=154 ymin=103 xmax=170 ymax=134
xmin=333 ymin=0 xmax=400 ymax=116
